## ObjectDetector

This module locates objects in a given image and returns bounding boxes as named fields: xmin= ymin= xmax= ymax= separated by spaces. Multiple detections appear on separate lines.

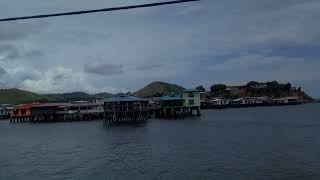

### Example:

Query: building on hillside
xmin=272 ymin=97 xmax=302 ymax=105
xmin=229 ymin=97 xmax=264 ymax=108
xmin=0 ymin=104 xmax=14 ymax=119
xmin=103 ymin=96 xmax=149 ymax=124
xmin=226 ymin=85 xmax=246 ymax=95
xmin=201 ymin=98 xmax=229 ymax=109
xmin=256 ymin=97 xmax=273 ymax=104
xmin=211 ymin=98 xmax=230 ymax=106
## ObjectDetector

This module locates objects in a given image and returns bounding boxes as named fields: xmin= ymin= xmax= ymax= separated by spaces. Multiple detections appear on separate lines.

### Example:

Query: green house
xmin=182 ymin=89 xmax=201 ymax=107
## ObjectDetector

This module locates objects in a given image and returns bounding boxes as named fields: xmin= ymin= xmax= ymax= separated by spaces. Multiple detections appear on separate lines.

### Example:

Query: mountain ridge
xmin=134 ymin=81 xmax=186 ymax=98
xmin=0 ymin=88 xmax=54 ymax=105
xmin=44 ymin=92 xmax=113 ymax=102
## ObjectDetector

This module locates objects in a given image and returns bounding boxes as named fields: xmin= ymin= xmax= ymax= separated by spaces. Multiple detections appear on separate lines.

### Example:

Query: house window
xmin=188 ymin=92 xmax=194 ymax=97
xmin=21 ymin=109 xmax=26 ymax=115
xmin=189 ymin=100 xmax=194 ymax=105
xmin=14 ymin=110 xmax=18 ymax=115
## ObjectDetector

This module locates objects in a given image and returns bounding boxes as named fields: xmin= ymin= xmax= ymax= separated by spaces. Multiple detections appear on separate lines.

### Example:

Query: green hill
xmin=45 ymin=92 xmax=91 ymax=102
xmin=0 ymin=88 xmax=54 ymax=105
xmin=45 ymin=92 xmax=113 ymax=102
xmin=93 ymin=92 xmax=114 ymax=99
xmin=134 ymin=81 xmax=185 ymax=98
xmin=0 ymin=89 xmax=114 ymax=105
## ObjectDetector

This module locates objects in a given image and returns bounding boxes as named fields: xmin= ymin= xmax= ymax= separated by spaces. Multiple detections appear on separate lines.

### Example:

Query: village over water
xmin=0 ymin=81 xmax=316 ymax=124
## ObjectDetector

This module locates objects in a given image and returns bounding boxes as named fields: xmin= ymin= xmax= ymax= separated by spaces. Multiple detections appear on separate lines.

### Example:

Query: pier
xmin=103 ymin=96 xmax=150 ymax=124
xmin=8 ymin=90 xmax=202 ymax=124
xmin=10 ymin=103 xmax=38 ymax=123
xmin=10 ymin=102 xmax=104 ymax=123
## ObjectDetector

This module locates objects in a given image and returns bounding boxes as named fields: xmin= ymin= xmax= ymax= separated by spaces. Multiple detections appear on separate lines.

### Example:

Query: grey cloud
xmin=84 ymin=61 xmax=124 ymax=76
xmin=0 ymin=44 xmax=44 ymax=61
xmin=69 ymin=30 xmax=112 ymax=41
xmin=0 ymin=66 xmax=6 ymax=76
xmin=0 ymin=44 xmax=20 ymax=60
xmin=47 ymin=29 xmax=112 ymax=46
xmin=208 ymin=54 xmax=304 ymax=72
xmin=135 ymin=64 xmax=165 ymax=71
xmin=0 ymin=21 xmax=48 ymax=63
xmin=0 ymin=0 xmax=319 ymax=96
xmin=9 ymin=70 xmax=41 ymax=84
xmin=0 ymin=21 xmax=49 ymax=41
xmin=26 ymin=50 xmax=44 ymax=58
xmin=52 ymin=74 xmax=67 ymax=82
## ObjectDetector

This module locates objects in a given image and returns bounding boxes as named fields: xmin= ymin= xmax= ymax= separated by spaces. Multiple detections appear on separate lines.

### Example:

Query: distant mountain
xmin=45 ymin=92 xmax=113 ymax=102
xmin=45 ymin=92 xmax=91 ymax=102
xmin=0 ymin=88 xmax=54 ymax=105
xmin=0 ymin=88 xmax=114 ymax=105
xmin=134 ymin=81 xmax=185 ymax=98
xmin=93 ymin=92 xmax=114 ymax=99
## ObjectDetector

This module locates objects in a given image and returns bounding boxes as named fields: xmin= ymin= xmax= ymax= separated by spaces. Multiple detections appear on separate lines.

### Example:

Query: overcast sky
xmin=0 ymin=0 xmax=319 ymax=97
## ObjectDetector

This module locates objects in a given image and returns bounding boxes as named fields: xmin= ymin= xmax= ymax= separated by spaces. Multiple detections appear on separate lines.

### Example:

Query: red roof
xmin=31 ymin=103 xmax=70 ymax=108
xmin=15 ymin=103 xmax=41 ymax=109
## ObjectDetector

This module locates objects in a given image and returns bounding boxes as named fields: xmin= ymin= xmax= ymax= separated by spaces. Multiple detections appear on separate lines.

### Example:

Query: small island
xmin=196 ymin=81 xmax=313 ymax=109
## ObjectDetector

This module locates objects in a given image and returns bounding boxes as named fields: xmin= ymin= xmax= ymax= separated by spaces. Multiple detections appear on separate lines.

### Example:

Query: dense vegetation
xmin=134 ymin=81 xmax=185 ymax=98
xmin=45 ymin=92 xmax=113 ymax=102
xmin=204 ymin=81 xmax=313 ymax=101
xmin=0 ymin=89 xmax=54 ymax=104
xmin=0 ymin=89 xmax=113 ymax=104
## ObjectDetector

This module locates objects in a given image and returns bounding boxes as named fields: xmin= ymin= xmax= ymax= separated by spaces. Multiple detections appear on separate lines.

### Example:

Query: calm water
xmin=1 ymin=104 xmax=320 ymax=180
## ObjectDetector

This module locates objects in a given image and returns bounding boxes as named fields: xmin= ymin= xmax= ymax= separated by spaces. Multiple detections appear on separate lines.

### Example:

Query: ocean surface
xmin=1 ymin=103 xmax=320 ymax=180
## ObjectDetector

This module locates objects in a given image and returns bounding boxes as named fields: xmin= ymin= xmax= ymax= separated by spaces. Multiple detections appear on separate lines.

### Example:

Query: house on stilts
xmin=103 ymin=95 xmax=149 ymax=124
xmin=10 ymin=101 xmax=104 ymax=123
xmin=149 ymin=89 xmax=201 ymax=118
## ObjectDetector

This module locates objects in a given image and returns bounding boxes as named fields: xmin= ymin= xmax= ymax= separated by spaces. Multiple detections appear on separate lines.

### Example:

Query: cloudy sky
xmin=0 ymin=0 xmax=319 ymax=97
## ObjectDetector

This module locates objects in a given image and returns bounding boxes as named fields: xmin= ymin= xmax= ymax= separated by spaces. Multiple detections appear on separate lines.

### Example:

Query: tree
xmin=196 ymin=85 xmax=206 ymax=92
xmin=210 ymin=84 xmax=227 ymax=94
xmin=298 ymin=87 xmax=302 ymax=93
xmin=153 ymin=92 xmax=163 ymax=97
xmin=266 ymin=81 xmax=279 ymax=87
xmin=246 ymin=81 xmax=260 ymax=88
xmin=284 ymin=83 xmax=292 ymax=92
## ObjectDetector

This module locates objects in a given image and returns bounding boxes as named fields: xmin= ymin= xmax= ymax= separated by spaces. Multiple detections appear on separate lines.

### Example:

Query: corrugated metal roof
xmin=104 ymin=96 xmax=148 ymax=102
xmin=183 ymin=89 xmax=200 ymax=92
xmin=69 ymin=102 xmax=103 ymax=107
xmin=31 ymin=103 xmax=70 ymax=108
xmin=0 ymin=104 xmax=14 ymax=109
xmin=153 ymin=96 xmax=183 ymax=101
xmin=14 ymin=103 xmax=41 ymax=109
